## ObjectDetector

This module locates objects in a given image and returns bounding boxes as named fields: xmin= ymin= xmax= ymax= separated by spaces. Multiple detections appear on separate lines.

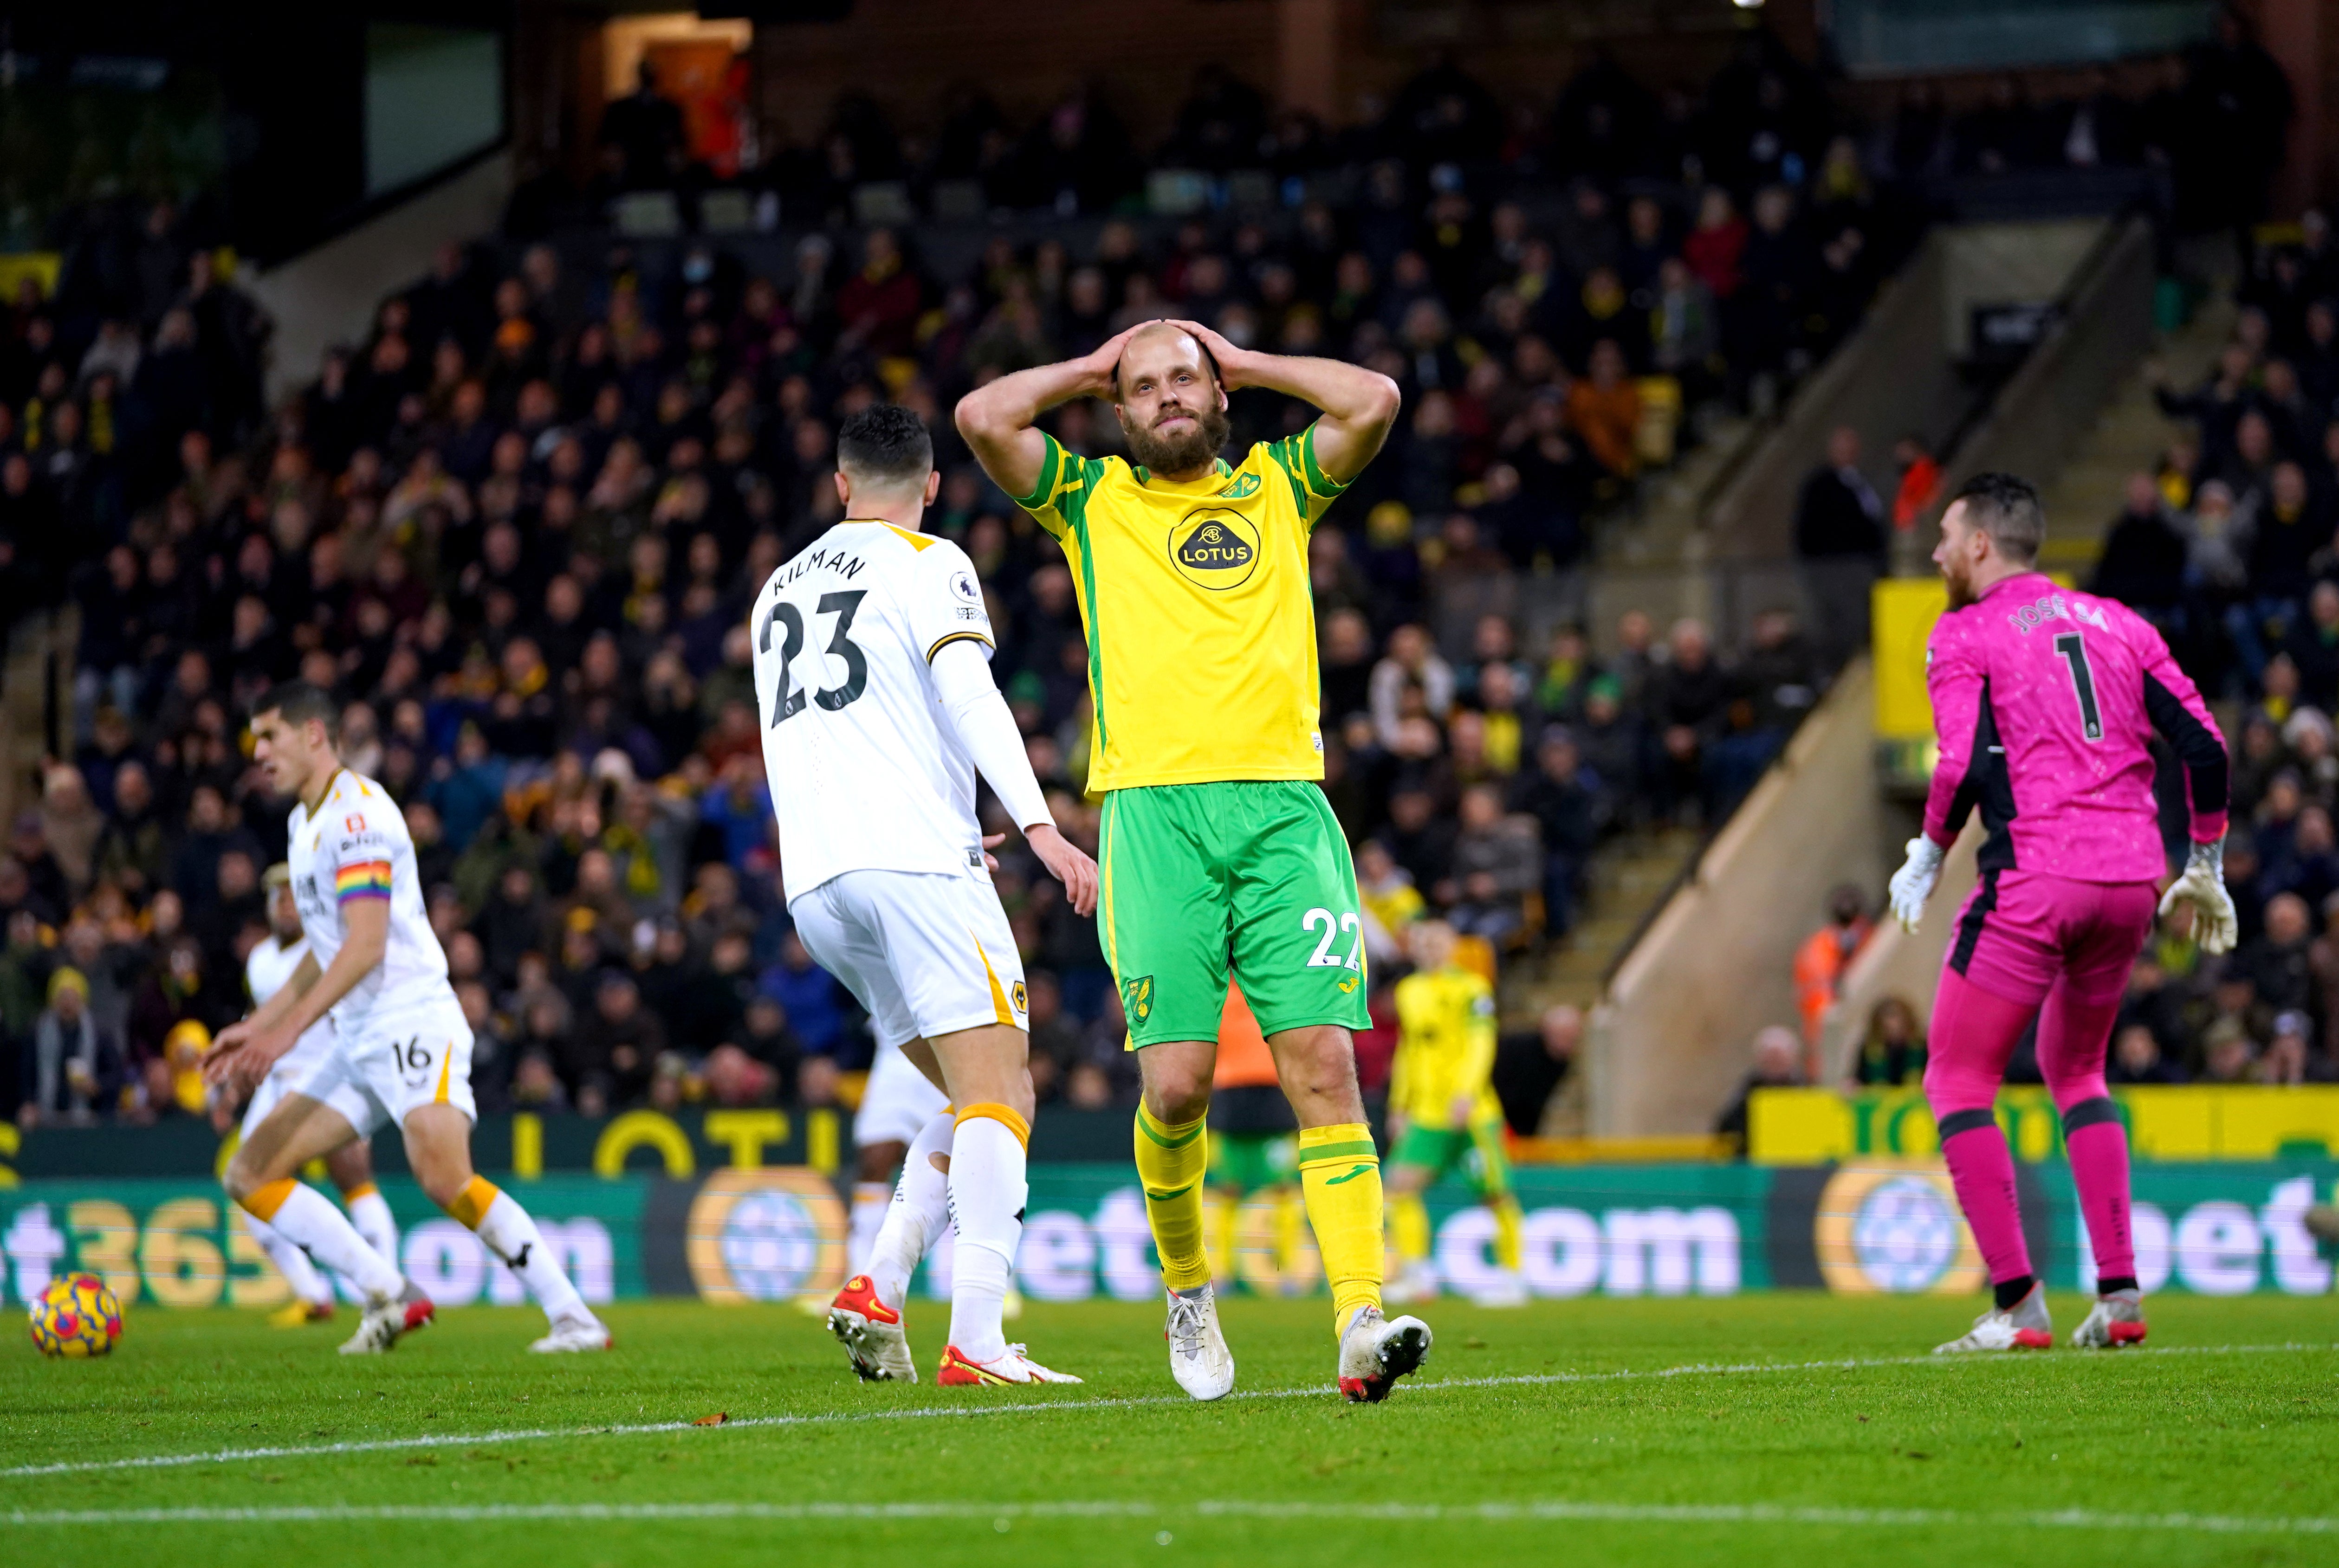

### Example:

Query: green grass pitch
xmin=2 ymin=1293 xmax=2336 ymax=1565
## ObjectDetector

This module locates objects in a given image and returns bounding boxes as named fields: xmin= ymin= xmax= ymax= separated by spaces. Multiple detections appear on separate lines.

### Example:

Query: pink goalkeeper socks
xmin=1925 ymin=969 xmax=2038 ymax=1287
xmin=2063 ymin=1118 xmax=2136 ymax=1284
xmin=1939 ymin=1116 xmax=2034 ymax=1286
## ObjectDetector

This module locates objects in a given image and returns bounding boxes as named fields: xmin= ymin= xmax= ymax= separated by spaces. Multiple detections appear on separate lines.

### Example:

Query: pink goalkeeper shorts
xmin=1944 ymin=867 xmax=2158 ymax=1007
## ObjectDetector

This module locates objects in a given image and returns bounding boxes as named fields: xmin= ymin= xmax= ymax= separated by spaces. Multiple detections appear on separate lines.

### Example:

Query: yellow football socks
xmin=1490 ymin=1192 xmax=1524 ymax=1272
xmin=1134 ymin=1103 xmax=1211 ymax=1292
xmin=1204 ymin=1188 xmax=1238 ymax=1282
xmin=1298 ymin=1122 xmax=1383 ymax=1335
xmin=1390 ymin=1187 xmax=1432 ymax=1264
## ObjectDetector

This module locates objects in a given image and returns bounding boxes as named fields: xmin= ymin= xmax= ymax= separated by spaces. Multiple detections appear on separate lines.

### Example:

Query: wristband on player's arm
xmin=929 ymin=637 xmax=1056 ymax=834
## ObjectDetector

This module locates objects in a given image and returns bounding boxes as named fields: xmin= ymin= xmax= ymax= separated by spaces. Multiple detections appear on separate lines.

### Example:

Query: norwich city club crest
xmin=1166 ymin=508 xmax=1262 ymax=590
xmin=1123 ymin=974 xmax=1154 ymax=1024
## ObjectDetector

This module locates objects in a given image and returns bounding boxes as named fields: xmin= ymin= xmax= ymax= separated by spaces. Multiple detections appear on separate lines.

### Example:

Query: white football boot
xmin=1384 ymin=1260 xmax=1440 ymax=1306
xmin=2070 ymin=1288 xmax=2148 ymax=1349
xmin=1338 ymin=1304 xmax=1432 ymax=1401
xmin=1933 ymin=1282 xmax=2054 ymax=1354
xmin=937 ymin=1343 xmax=1084 ymax=1385
xmin=1468 ymin=1270 xmax=1531 ymax=1308
xmin=338 ymin=1283 xmax=434 ymax=1355
xmin=529 ymin=1314 xmax=613 ymax=1353
xmin=1166 ymin=1285 xmax=1236 ymax=1400
xmin=827 ymin=1274 xmax=916 ymax=1382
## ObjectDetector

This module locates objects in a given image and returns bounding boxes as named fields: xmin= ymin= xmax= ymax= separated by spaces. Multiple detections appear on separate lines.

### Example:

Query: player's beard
xmin=1121 ymin=399 xmax=1231 ymax=476
xmin=1941 ymin=555 xmax=1976 ymax=610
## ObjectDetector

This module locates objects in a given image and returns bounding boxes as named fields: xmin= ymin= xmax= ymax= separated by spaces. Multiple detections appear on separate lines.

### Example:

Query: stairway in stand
xmin=2035 ymin=251 xmax=2239 ymax=580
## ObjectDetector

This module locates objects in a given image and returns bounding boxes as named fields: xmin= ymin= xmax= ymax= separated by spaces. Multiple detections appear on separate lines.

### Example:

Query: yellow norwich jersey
xmin=1013 ymin=426 xmax=1348 ymax=791
xmin=1389 ymin=966 xmax=1500 ymax=1129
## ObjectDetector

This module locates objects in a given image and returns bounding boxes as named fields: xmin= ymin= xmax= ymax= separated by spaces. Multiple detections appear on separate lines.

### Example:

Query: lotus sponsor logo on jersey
xmin=1166 ymin=509 xmax=1261 ymax=590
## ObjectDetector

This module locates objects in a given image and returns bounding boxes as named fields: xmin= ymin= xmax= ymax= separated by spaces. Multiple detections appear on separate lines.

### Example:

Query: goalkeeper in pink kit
xmin=1888 ymin=474 xmax=2237 ymax=1354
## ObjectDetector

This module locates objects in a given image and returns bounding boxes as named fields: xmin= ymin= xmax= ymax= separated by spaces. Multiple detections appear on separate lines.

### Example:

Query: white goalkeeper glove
xmin=2158 ymin=839 xmax=2238 ymax=954
xmin=1888 ymin=836 xmax=1944 ymax=933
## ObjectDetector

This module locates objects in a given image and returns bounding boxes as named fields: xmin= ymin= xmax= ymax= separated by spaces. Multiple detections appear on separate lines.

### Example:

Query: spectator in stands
xmin=1711 ymin=606 xmax=1819 ymax=807
xmin=1714 ymin=1024 xmax=1804 ymax=1152
xmin=1646 ymin=616 xmax=1735 ymax=823
xmin=2094 ymin=471 xmax=2192 ymax=625
xmin=1444 ymin=783 xmax=1541 ymax=945
xmin=1566 ymin=339 xmax=1641 ymax=487
xmin=598 ymin=60 xmax=690 ymax=191
xmin=1890 ymin=433 xmax=1942 ymax=535
xmin=2256 ymin=1008 xmax=2333 ymax=1084
xmin=2179 ymin=6 xmax=2296 ymax=244
xmin=2199 ymin=1017 xmax=2258 ymax=1083
xmin=0 ymin=909 xmax=33 ymax=1068
xmin=572 ymin=970 xmax=667 ymax=1116
xmin=2221 ymin=459 xmax=2320 ymax=685
xmin=2108 ymin=1022 xmax=2186 ymax=1084
xmin=1794 ymin=884 xmax=1873 ymax=1062
xmin=1510 ymin=727 xmax=1600 ymax=935
xmin=1370 ymin=624 xmax=1455 ymax=746
xmin=1355 ymin=837 xmax=1425 ymax=950
xmin=2236 ymin=891 xmax=2317 ymax=1020
xmin=1846 ymin=995 xmax=1924 ymax=1088
xmin=1794 ymin=425 xmax=1885 ymax=665
xmin=1493 ymin=1002 xmax=1580 ymax=1136
xmin=22 ymin=968 xmax=123 ymax=1128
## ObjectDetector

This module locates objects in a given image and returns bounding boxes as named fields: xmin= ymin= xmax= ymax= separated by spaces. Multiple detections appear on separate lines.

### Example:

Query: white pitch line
xmin=2 ymin=1340 xmax=2329 ymax=1481
xmin=4 ymin=1498 xmax=2338 ymax=1535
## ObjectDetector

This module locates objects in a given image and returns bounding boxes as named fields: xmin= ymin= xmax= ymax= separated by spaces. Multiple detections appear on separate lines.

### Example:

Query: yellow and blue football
xmin=27 ymin=1272 xmax=123 ymax=1359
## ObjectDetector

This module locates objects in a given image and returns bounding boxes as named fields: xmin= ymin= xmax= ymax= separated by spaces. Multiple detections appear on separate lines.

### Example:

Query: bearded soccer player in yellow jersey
xmin=1386 ymin=921 xmax=1527 ymax=1308
xmin=957 ymin=318 xmax=1427 ymax=1402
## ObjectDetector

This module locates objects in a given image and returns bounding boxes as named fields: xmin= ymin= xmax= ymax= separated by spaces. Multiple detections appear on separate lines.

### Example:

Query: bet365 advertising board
xmin=3 ymin=1159 xmax=2335 ymax=1312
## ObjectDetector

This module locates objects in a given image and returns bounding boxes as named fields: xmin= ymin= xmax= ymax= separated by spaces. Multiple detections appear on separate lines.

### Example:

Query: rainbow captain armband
xmin=334 ymin=859 xmax=394 ymax=903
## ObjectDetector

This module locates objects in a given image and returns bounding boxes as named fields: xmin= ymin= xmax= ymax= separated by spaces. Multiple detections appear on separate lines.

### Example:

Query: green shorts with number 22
xmin=1099 ymin=780 xmax=1371 ymax=1049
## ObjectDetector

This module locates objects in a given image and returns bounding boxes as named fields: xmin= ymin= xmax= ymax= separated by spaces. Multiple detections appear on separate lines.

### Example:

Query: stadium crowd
xmin=0 ymin=28 xmax=2307 ymax=1129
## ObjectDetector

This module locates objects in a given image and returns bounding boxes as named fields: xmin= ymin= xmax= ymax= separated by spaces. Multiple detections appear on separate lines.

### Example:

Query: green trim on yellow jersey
xmin=1389 ymin=965 xmax=1500 ymax=1126
xmin=1014 ymin=426 xmax=1352 ymax=791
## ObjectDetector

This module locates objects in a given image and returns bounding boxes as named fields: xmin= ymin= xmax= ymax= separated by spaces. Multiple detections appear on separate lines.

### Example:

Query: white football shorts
xmin=293 ymin=987 xmax=477 ymax=1136
xmin=790 ymin=867 xmax=1029 ymax=1054
xmin=240 ymin=1019 xmax=374 ymax=1141
xmin=854 ymin=1039 xmax=950 ymax=1149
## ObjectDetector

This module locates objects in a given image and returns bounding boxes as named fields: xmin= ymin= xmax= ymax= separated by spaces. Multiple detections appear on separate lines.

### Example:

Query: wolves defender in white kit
xmin=206 ymin=683 xmax=609 ymax=1354
xmin=758 ymin=404 xmax=1097 ymax=1386
xmin=235 ymin=863 xmax=400 ymax=1323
